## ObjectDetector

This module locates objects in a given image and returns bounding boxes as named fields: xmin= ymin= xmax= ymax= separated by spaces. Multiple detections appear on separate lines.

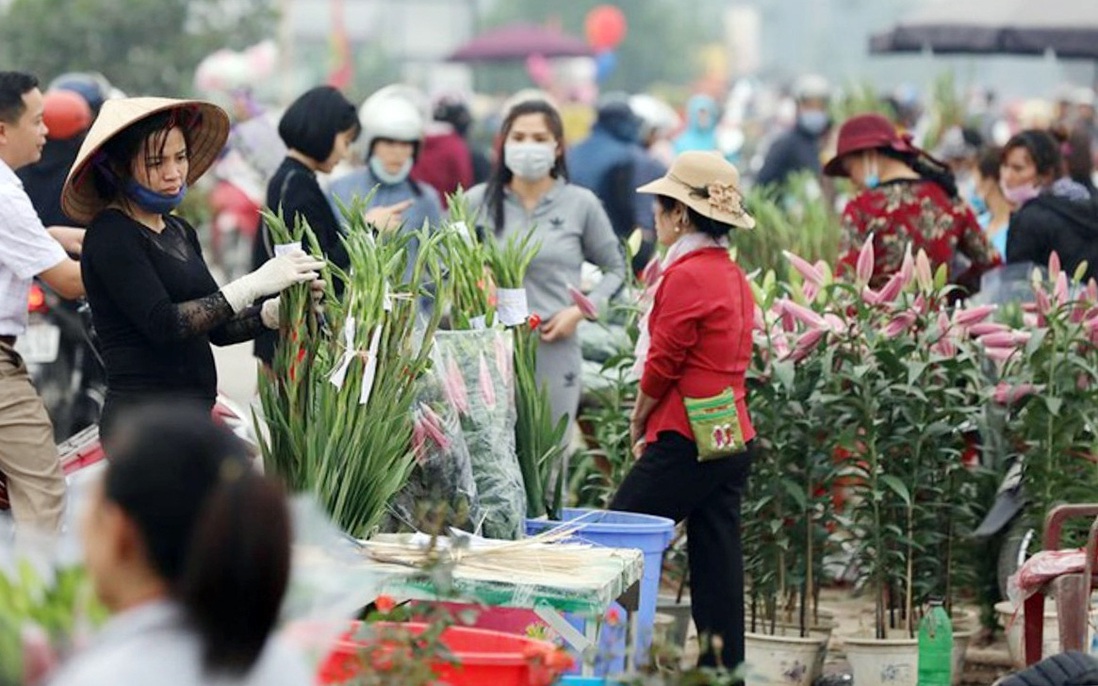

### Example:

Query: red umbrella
xmin=448 ymin=23 xmax=594 ymax=62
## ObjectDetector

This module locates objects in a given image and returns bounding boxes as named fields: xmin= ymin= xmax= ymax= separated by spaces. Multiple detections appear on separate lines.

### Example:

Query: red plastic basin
xmin=317 ymin=621 xmax=571 ymax=686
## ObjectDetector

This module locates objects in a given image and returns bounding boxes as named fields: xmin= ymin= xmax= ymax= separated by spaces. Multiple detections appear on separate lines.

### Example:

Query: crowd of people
xmin=3 ymin=63 xmax=1098 ymax=683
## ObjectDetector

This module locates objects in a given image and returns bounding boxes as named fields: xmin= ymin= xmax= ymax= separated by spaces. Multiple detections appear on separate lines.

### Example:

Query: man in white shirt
xmin=0 ymin=71 xmax=85 ymax=533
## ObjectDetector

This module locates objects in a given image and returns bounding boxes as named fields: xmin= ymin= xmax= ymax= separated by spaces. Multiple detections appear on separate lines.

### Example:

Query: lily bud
xmin=915 ymin=249 xmax=933 ymax=292
xmin=784 ymin=250 xmax=825 ymax=287
xmin=953 ymin=304 xmax=997 ymax=328
xmin=1049 ymin=252 xmax=1062 ymax=281
xmin=780 ymin=298 xmax=828 ymax=331
xmin=877 ymin=272 xmax=905 ymax=304
xmin=900 ymin=244 xmax=915 ymax=286
xmin=856 ymin=234 xmax=875 ymax=285
xmin=883 ymin=311 xmax=917 ymax=338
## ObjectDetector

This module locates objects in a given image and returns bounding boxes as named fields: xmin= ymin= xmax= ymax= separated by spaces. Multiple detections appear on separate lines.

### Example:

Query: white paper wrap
xmin=359 ymin=325 xmax=383 ymax=405
xmin=274 ymin=241 xmax=302 ymax=257
xmin=496 ymin=287 xmax=529 ymax=327
xmin=329 ymin=316 xmax=356 ymax=390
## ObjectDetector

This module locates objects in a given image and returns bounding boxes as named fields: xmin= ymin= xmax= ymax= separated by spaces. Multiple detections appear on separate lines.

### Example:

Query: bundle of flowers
xmin=257 ymin=206 xmax=446 ymax=538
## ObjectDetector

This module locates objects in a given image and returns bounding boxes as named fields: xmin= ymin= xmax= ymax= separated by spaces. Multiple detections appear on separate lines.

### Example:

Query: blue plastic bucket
xmin=526 ymin=508 xmax=676 ymax=672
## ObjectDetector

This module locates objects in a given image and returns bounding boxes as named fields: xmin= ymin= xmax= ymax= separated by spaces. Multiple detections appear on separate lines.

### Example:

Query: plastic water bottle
xmin=918 ymin=599 xmax=953 ymax=686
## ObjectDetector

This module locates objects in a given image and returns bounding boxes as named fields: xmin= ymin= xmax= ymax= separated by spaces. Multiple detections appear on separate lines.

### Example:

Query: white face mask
xmin=369 ymin=156 xmax=413 ymax=185
xmin=504 ymin=142 xmax=556 ymax=181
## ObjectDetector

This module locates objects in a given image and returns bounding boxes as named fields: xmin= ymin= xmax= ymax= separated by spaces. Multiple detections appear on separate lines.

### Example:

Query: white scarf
xmin=632 ymin=232 xmax=729 ymax=380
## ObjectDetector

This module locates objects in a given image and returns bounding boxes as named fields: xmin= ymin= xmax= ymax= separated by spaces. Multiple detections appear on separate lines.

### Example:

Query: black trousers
xmin=610 ymin=431 xmax=753 ymax=670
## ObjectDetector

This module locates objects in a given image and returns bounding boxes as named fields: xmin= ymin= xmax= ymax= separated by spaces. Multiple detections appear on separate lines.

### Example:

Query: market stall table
xmin=353 ymin=533 xmax=644 ymax=672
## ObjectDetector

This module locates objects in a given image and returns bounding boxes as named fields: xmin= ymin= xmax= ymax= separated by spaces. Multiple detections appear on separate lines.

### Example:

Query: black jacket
xmin=998 ymin=651 xmax=1098 ymax=686
xmin=756 ymin=125 xmax=823 ymax=189
xmin=1007 ymin=193 xmax=1098 ymax=282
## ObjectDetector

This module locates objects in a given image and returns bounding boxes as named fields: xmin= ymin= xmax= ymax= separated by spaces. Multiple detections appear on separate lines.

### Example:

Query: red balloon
xmin=585 ymin=5 xmax=627 ymax=51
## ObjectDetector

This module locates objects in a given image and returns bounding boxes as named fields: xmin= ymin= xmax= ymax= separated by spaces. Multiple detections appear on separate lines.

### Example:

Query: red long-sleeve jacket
xmin=640 ymin=248 xmax=756 ymax=445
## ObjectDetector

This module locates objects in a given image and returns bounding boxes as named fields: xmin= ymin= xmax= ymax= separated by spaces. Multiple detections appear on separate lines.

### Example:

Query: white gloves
xmin=221 ymin=250 xmax=326 ymax=313
xmin=258 ymin=281 xmax=328 ymax=330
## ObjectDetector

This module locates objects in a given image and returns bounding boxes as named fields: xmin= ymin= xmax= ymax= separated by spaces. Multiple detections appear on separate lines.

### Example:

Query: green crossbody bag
xmin=683 ymin=387 xmax=745 ymax=461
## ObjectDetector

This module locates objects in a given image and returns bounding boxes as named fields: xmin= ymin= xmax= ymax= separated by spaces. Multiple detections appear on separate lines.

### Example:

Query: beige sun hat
xmin=61 ymin=97 xmax=230 ymax=224
xmin=637 ymin=150 xmax=755 ymax=229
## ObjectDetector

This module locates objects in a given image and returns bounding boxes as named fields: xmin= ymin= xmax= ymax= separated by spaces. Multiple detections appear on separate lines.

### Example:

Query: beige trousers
xmin=0 ymin=343 xmax=65 ymax=533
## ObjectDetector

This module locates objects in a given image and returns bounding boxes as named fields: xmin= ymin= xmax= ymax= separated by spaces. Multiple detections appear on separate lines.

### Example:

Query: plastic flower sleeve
xmin=434 ymin=328 xmax=526 ymax=540
xmin=384 ymin=356 xmax=484 ymax=535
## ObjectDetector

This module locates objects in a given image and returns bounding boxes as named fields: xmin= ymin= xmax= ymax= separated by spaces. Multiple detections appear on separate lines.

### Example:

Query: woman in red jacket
xmin=612 ymin=150 xmax=756 ymax=671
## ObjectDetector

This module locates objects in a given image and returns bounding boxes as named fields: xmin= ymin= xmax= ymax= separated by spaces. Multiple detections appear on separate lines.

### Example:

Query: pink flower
xmin=824 ymin=314 xmax=846 ymax=334
xmin=1022 ymin=312 xmax=1040 ymax=329
xmin=770 ymin=329 xmax=791 ymax=359
xmin=883 ymin=311 xmax=917 ymax=338
xmin=420 ymin=404 xmax=450 ymax=450
xmin=1087 ymin=278 xmax=1098 ymax=303
xmin=786 ymin=328 xmax=825 ymax=362
xmin=856 ymin=234 xmax=875 ymax=285
xmin=784 ymin=250 xmax=825 ymax=286
xmin=931 ymin=337 xmax=956 ymax=357
xmin=478 ymin=353 xmax=496 ymax=409
xmin=1054 ymin=271 xmax=1069 ymax=306
xmin=754 ymin=305 xmax=767 ymax=332
xmin=899 ymin=244 xmax=915 ymax=286
xmin=802 ymin=281 xmax=819 ymax=303
xmin=953 ymin=304 xmax=997 ymax=328
xmin=412 ymin=411 xmax=427 ymax=461
xmin=979 ymin=331 xmax=1021 ymax=348
xmin=912 ymin=293 xmax=928 ymax=315
xmin=983 ymin=346 xmax=1017 ymax=362
xmin=779 ymin=298 xmax=828 ymax=331
xmin=641 ymin=258 xmax=662 ymax=286
xmin=877 ymin=272 xmax=905 ymax=304
xmin=443 ymin=353 xmax=470 ymax=416
xmin=861 ymin=286 xmax=881 ymax=307
xmin=1035 ymin=285 xmax=1052 ymax=317
xmin=967 ymin=322 xmax=1011 ymax=337
xmin=568 ymin=284 xmax=599 ymax=319
xmin=937 ymin=310 xmax=952 ymax=339
xmin=494 ymin=334 xmax=511 ymax=384
xmin=993 ymin=382 xmax=1040 ymax=405
xmin=1049 ymin=252 xmax=1062 ymax=281
xmin=915 ymin=249 xmax=934 ymax=292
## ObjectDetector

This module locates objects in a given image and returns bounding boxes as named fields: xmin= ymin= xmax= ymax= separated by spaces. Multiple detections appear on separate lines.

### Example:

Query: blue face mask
xmin=369 ymin=156 xmax=413 ymax=186
xmin=969 ymin=191 xmax=988 ymax=215
xmin=798 ymin=110 xmax=830 ymax=136
xmin=864 ymin=153 xmax=880 ymax=190
xmin=123 ymin=178 xmax=187 ymax=215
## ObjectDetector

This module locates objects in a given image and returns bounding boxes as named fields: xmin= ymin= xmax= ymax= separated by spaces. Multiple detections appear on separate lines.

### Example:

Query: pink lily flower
xmin=1049 ymin=252 xmax=1062 ymax=281
xmin=862 ymin=286 xmax=881 ymax=307
xmin=899 ymin=245 xmax=915 ymax=286
xmin=784 ymin=250 xmax=825 ymax=287
xmin=856 ymin=234 xmax=875 ymax=285
xmin=1035 ymin=285 xmax=1052 ymax=317
xmin=754 ymin=305 xmax=767 ymax=332
xmin=993 ymin=382 xmax=1040 ymax=405
xmin=983 ymin=345 xmax=1016 ymax=363
xmin=883 ymin=311 xmax=917 ymax=338
xmin=937 ymin=310 xmax=952 ymax=339
xmin=420 ymin=404 xmax=451 ymax=450
xmin=824 ymin=314 xmax=846 ymax=334
xmin=1022 ymin=312 xmax=1040 ymax=329
xmin=912 ymin=293 xmax=928 ymax=315
xmin=915 ymin=249 xmax=934 ymax=292
xmin=967 ymin=322 xmax=1011 ymax=337
xmin=568 ymin=284 xmax=599 ymax=319
xmin=411 ymin=409 xmax=428 ymax=462
xmin=787 ymin=328 xmax=825 ymax=362
xmin=802 ymin=280 xmax=820 ymax=303
xmin=1087 ymin=278 xmax=1098 ymax=303
xmin=444 ymin=353 xmax=470 ymax=416
xmin=978 ymin=331 xmax=1022 ymax=348
xmin=478 ymin=353 xmax=496 ymax=410
xmin=1053 ymin=271 xmax=1069 ymax=306
xmin=1078 ymin=374 xmax=1091 ymax=391
xmin=931 ymin=336 xmax=956 ymax=357
xmin=778 ymin=298 xmax=827 ymax=331
xmin=877 ymin=272 xmax=905 ymax=305
xmin=770 ymin=329 xmax=791 ymax=359
xmin=953 ymin=304 xmax=997 ymax=329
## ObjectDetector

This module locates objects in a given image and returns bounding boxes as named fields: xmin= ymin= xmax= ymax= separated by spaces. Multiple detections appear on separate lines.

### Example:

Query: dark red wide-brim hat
xmin=823 ymin=113 xmax=915 ymax=178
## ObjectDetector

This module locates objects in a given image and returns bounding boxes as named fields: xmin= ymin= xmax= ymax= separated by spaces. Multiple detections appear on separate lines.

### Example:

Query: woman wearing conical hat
xmin=61 ymin=98 xmax=324 ymax=445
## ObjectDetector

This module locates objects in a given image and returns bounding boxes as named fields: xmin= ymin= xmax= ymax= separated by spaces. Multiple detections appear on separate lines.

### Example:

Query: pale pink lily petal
xmin=420 ymin=404 xmax=451 ymax=450
xmin=568 ymin=284 xmax=599 ymax=319
xmin=883 ymin=311 xmax=917 ymax=337
xmin=802 ymin=281 xmax=820 ymax=303
xmin=444 ymin=353 xmax=470 ymax=416
xmin=967 ymin=322 xmax=1011 ymax=337
xmin=899 ymin=244 xmax=915 ymax=286
xmin=754 ymin=305 xmax=767 ymax=332
xmin=856 ymin=234 xmax=875 ymax=285
xmin=915 ymin=249 xmax=934 ymax=292
xmin=771 ymin=331 xmax=791 ymax=359
xmin=983 ymin=345 xmax=1017 ymax=362
xmin=979 ymin=331 xmax=1022 ymax=348
xmin=877 ymin=272 xmax=905 ymax=304
xmin=937 ymin=310 xmax=951 ymax=338
xmin=814 ymin=260 xmax=831 ymax=283
xmin=1049 ymin=252 xmax=1062 ymax=281
xmin=824 ymin=314 xmax=846 ymax=334
xmin=779 ymin=298 xmax=828 ymax=331
xmin=913 ymin=294 xmax=928 ymax=314
xmin=1035 ymin=285 xmax=1052 ymax=316
xmin=862 ymin=286 xmax=881 ymax=306
xmin=953 ymin=304 xmax=997 ymax=328
xmin=1087 ymin=278 xmax=1098 ymax=303
xmin=411 ymin=410 xmax=427 ymax=462
xmin=1078 ymin=374 xmax=1091 ymax=391
xmin=1022 ymin=312 xmax=1040 ymax=329
xmin=931 ymin=337 xmax=956 ymax=357
xmin=993 ymin=382 xmax=1040 ymax=405
xmin=784 ymin=250 xmax=825 ymax=287
xmin=786 ymin=328 xmax=826 ymax=362
xmin=1053 ymin=271 xmax=1069 ymax=306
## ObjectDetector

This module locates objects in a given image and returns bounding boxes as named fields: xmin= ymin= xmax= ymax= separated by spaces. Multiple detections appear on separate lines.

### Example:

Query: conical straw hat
xmin=61 ymin=97 xmax=229 ymax=224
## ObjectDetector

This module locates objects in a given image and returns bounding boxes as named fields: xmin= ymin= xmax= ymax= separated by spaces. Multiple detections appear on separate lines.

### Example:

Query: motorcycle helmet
xmin=354 ymin=93 xmax=425 ymax=162
xmin=629 ymin=93 xmax=680 ymax=142
xmin=43 ymin=89 xmax=93 ymax=140
xmin=48 ymin=72 xmax=114 ymax=115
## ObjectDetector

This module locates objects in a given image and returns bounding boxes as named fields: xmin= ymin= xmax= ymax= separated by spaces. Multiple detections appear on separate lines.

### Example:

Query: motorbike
xmin=16 ymin=282 xmax=107 ymax=442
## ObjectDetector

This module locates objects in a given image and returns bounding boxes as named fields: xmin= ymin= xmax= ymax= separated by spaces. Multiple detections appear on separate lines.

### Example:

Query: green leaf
xmin=880 ymin=475 xmax=913 ymax=506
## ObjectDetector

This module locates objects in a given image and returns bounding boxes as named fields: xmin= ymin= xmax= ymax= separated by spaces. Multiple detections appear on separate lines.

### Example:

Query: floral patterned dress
xmin=838 ymin=179 xmax=999 ymax=288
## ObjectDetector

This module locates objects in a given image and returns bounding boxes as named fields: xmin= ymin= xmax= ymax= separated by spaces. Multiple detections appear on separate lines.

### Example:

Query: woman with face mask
xmin=62 ymin=99 xmax=325 ymax=444
xmin=465 ymin=98 xmax=626 ymax=431
xmin=823 ymin=113 xmax=998 ymax=293
xmin=327 ymin=90 xmax=443 ymax=267
xmin=1003 ymin=129 xmax=1098 ymax=281
xmin=973 ymin=146 xmax=1012 ymax=258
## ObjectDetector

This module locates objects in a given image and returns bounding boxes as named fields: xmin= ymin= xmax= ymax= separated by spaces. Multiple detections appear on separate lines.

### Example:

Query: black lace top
xmin=81 ymin=208 xmax=264 ymax=402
